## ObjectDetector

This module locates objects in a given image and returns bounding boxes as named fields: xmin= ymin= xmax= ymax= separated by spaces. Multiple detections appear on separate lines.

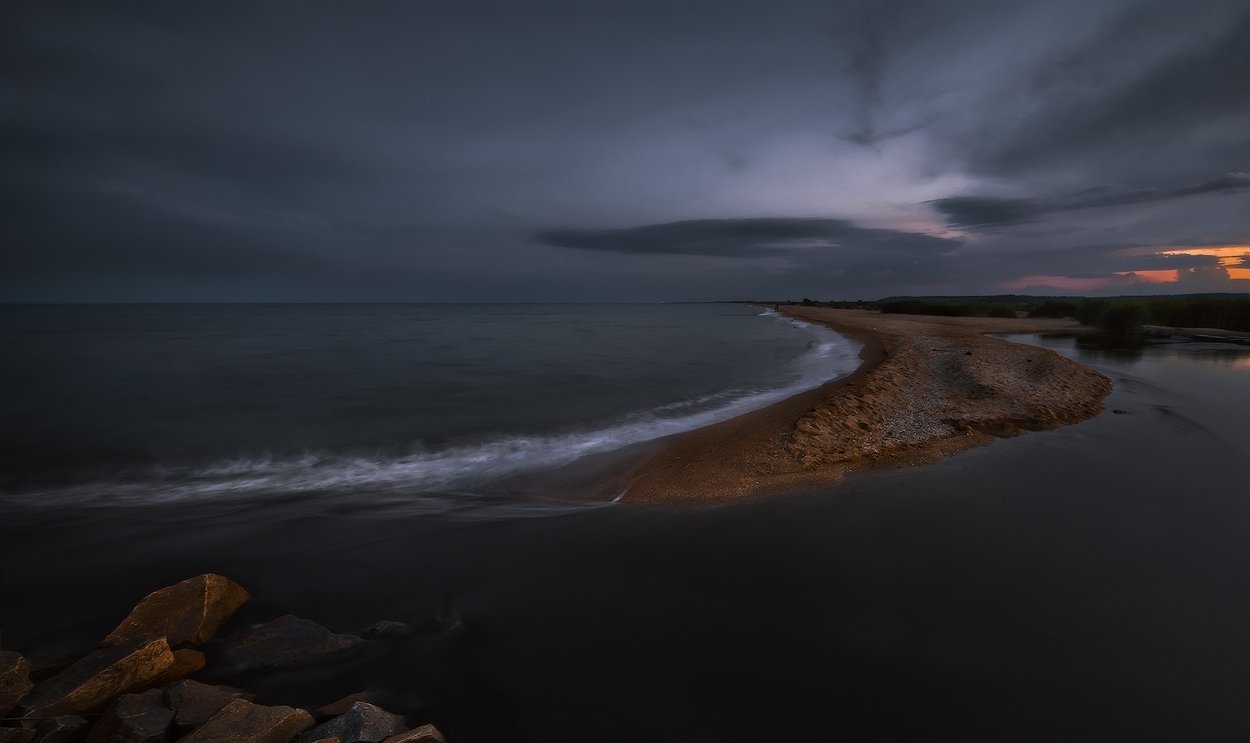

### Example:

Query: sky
xmin=4 ymin=0 xmax=1249 ymax=302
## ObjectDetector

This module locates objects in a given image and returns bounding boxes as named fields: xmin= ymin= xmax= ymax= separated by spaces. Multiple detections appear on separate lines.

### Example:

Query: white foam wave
xmin=10 ymin=316 xmax=861 ymax=507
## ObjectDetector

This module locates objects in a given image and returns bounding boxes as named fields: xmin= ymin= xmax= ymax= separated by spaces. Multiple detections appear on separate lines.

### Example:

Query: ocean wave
xmin=6 ymin=318 xmax=860 ymax=507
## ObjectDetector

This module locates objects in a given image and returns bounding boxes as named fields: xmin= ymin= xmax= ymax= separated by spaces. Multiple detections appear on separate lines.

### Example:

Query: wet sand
xmin=623 ymin=307 xmax=1112 ymax=504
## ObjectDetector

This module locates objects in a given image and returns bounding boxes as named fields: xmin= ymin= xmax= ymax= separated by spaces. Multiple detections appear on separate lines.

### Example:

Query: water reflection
xmin=1000 ymin=333 xmax=1250 ymax=371
xmin=1185 ymin=348 xmax=1250 ymax=368
xmin=1072 ymin=333 xmax=1145 ymax=363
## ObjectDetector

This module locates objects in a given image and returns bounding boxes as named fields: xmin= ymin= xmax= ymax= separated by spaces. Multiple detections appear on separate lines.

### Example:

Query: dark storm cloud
xmin=832 ymin=0 xmax=960 ymax=148
xmin=534 ymin=217 xmax=966 ymax=298
xmin=3 ymin=0 xmax=1247 ymax=301
xmin=966 ymin=3 xmax=1250 ymax=185
xmin=928 ymin=198 xmax=1046 ymax=230
xmin=933 ymin=173 xmax=1250 ymax=229
xmin=537 ymin=218 xmax=956 ymax=257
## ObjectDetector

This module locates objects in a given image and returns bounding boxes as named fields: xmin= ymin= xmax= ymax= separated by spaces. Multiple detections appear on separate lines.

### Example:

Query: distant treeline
xmin=1071 ymin=297 xmax=1250 ymax=335
xmin=769 ymin=294 xmax=1250 ymax=335
xmin=863 ymin=295 xmax=1250 ymax=335
xmin=878 ymin=299 xmax=1019 ymax=318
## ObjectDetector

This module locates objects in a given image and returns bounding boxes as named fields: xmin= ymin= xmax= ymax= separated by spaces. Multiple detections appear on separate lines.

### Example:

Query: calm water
xmin=1 ymin=303 xmax=857 ymax=504
xmin=3 ymin=326 xmax=1250 ymax=742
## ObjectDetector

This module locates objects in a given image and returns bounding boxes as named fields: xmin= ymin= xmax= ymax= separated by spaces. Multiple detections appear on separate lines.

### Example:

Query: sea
xmin=0 ymin=303 xmax=859 ymax=506
xmin=4 ymin=306 xmax=1250 ymax=742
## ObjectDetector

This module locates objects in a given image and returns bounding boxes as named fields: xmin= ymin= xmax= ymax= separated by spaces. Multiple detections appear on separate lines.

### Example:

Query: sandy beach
xmin=623 ymin=306 xmax=1113 ymax=504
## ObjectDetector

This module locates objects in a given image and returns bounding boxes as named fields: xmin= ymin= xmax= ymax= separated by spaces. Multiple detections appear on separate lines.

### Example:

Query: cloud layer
xmin=4 ymin=0 xmax=1248 ymax=300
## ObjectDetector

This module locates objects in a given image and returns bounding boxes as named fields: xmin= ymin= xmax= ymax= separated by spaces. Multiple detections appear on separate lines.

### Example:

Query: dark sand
xmin=624 ymin=307 xmax=1112 ymax=503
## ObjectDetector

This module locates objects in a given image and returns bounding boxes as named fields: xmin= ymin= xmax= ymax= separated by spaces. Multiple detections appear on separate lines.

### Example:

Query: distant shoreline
xmin=621 ymin=306 xmax=1112 ymax=504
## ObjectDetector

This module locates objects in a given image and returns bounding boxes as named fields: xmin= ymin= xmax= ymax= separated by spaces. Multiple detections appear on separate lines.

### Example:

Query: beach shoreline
xmin=621 ymin=306 xmax=1112 ymax=504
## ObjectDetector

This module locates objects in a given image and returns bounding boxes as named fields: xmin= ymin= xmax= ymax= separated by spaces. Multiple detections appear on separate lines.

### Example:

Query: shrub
xmin=1097 ymin=303 xmax=1146 ymax=338
xmin=1028 ymin=301 xmax=1079 ymax=318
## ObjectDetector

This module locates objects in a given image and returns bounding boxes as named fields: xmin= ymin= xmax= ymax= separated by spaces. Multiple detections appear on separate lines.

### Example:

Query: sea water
xmin=4 ymin=328 xmax=1250 ymax=742
xmin=0 ymin=303 xmax=859 ymax=504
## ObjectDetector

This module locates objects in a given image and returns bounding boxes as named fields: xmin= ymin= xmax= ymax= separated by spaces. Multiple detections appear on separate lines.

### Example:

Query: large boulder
xmin=31 ymin=715 xmax=90 ymax=743
xmin=1 ymin=651 xmax=33 ymax=716
xmin=178 ymin=700 xmax=313 ymax=743
xmin=221 ymin=617 xmax=363 ymax=671
xmin=295 ymin=703 xmax=406 ymax=743
xmin=19 ymin=638 xmax=174 ymax=718
xmin=163 ymin=680 xmax=255 ymax=731
xmin=27 ymin=656 xmax=79 ymax=683
xmin=151 ymin=650 xmax=205 ymax=687
xmin=314 ymin=694 xmax=375 ymax=721
xmin=104 ymin=575 xmax=250 ymax=648
xmin=86 ymin=689 xmax=173 ymax=743
xmin=381 ymin=726 xmax=444 ymax=743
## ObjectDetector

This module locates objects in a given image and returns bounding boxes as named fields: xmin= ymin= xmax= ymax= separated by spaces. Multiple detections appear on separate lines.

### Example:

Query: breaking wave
xmin=6 ymin=314 xmax=860 ymax=507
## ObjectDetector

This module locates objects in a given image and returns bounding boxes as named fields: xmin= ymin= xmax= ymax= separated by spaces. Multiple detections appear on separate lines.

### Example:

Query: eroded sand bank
xmin=622 ymin=307 xmax=1112 ymax=504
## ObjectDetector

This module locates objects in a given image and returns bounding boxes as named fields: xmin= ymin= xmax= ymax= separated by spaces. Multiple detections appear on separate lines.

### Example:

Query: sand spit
xmin=622 ymin=307 xmax=1111 ymax=504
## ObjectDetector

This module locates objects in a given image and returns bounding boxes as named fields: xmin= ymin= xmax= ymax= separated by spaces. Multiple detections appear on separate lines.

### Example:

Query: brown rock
xmin=0 ymin=728 xmax=37 ymax=743
xmin=307 ymin=740 xmax=341 ymax=743
xmin=150 ymin=650 xmax=205 ymax=687
xmin=295 ymin=703 xmax=405 ymax=743
xmin=27 ymin=656 xmax=80 ymax=684
xmin=20 ymin=639 xmax=174 ymax=718
xmin=179 ymin=700 xmax=313 ymax=743
xmin=104 ymin=575 xmax=250 ymax=648
xmin=222 ymin=617 xmax=363 ymax=671
xmin=314 ymin=694 xmax=375 ymax=720
xmin=86 ymin=689 xmax=172 ymax=743
xmin=1 ymin=651 xmax=34 ymax=716
xmin=31 ymin=716 xmax=90 ymax=743
xmin=163 ymin=681 xmax=255 ymax=731
xmin=381 ymin=726 xmax=444 ymax=743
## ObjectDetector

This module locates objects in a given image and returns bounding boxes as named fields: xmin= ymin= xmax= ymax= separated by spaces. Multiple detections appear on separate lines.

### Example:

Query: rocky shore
xmin=623 ymin=307 xmax=1112 ymax=503
xmin=1 ymin=575 xmax=445 ymax=743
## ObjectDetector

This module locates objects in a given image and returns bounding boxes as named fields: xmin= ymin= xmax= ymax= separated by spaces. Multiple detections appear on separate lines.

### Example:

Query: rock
xmin=27 ymin=657 xmax=84 ymax=685
xmin=315 ymin=694 xmax=375 ymax=720
xmin=150 ymin=650 xmax=205 ymax=686
xmin=295 ymin=703 xmax=406 ymax=743
xmin=20 ymin=638 xmax=174 ymax=718
xmin=163 ymin=681 xmax=255 ymax=731
xmin=104 ymin=575 xmax=250 ymax=648
xmin=0 ymin=728 xmax=37 ymax=743
xmin=1 ymin=651 xmax=33 ymax=716
xmin=361 ymin=622 xmax=411 ymax=640
xmin=179 ymin=700 xmax=313 ymax=743
xmin=381 ymin=726 xmax=444 ymax=743
xmin=222 ymin=616 xmax=363 ymax=671
xmin=31 ymin=715 xmax=90 ymax=743
xmin=306 ymin=739 xmax=340 ymax=743
xmin=86 ymin=689 xmax=173 ymax=743
xmin=27 ymin=656 xmax=80 ymax=684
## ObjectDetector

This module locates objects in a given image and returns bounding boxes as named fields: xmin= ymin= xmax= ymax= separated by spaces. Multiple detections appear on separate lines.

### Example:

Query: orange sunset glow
xmin=1160 ymin=245 xmax=1250 ymax=281
xmin=1115 ymin=269 xmax=1179 ymax=283
xmin=1006 ymin=245 xmax=1250 ymax=292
